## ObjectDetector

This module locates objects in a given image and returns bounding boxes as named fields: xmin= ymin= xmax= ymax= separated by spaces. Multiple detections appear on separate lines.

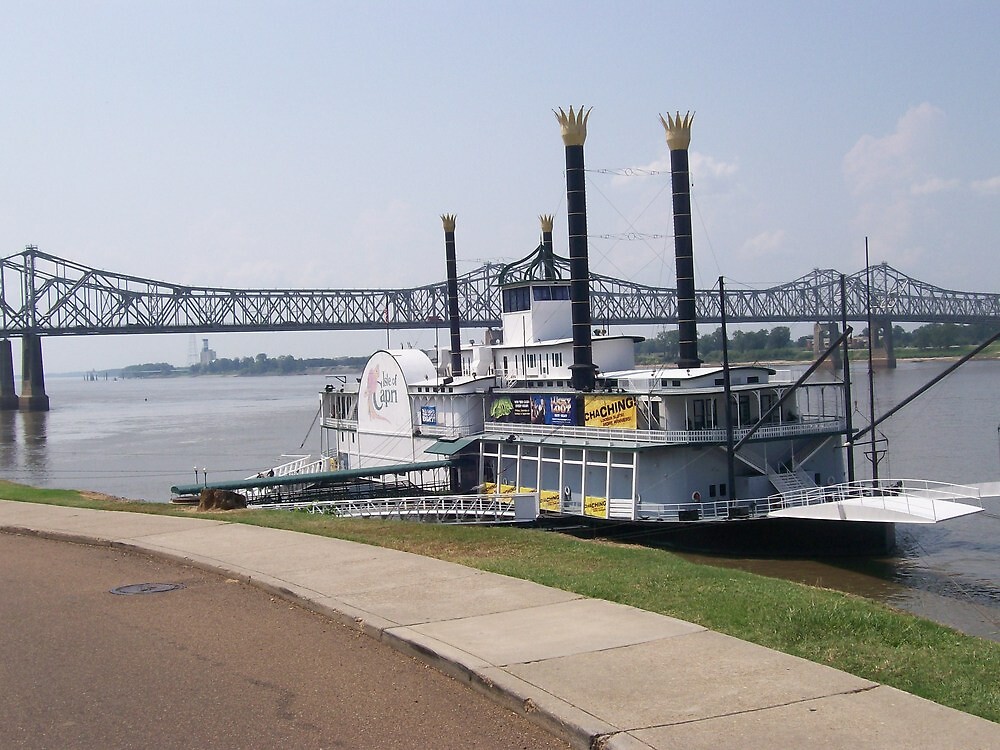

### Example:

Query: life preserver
xmin=692 ymin=491 xmax=702 ymax=502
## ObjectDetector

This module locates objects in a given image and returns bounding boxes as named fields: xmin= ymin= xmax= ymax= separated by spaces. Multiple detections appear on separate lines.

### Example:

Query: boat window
xmin=541 ymin=447 xmax=561 ymax=460
xmin=483 ymin=457 xmax=497 ymax=483
xmin=502 ymin=286 xmax=531 ymax=313
xmin=564 ymin=449 xmax=584 ymax=462
xmin=747 ymin=375 xmax=760 ymax=384
xmin=610 ymin=451 xmax=633 ymax=466
xmin=737 ymin=393 xmax=752 ymax=425
xmin=519 ymin=457 xmax=538 ymax=485
xmin=533 ymin=286 xmax=552 ymax=301
xmin=691 ymin=398 xmax=716 ymax=429
xmin=540 ymin=460 xmax=560 ymax=490
xmin=586 ymin=450 xmax=608 ymax=464
xmin=585 ymin=464 xmax=607 ymax=499
xmin=761 ymin=393 xmax=777 ymax=423
xmin=520 ymin=445 xmax=538 ymax=458
xmin=610 ymin=466 xmax=633 ymax=498
xmin=552 ymin=286 xmax=570 ymax=300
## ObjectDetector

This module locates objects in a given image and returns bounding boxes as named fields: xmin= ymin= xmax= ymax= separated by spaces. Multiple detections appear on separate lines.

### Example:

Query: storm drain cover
xmin=110 ymin=582 xmax=185 ymax=596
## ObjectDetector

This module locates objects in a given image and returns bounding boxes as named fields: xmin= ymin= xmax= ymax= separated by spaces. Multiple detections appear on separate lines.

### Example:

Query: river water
xmin=1 ymin=361 xmax=997 ymax=640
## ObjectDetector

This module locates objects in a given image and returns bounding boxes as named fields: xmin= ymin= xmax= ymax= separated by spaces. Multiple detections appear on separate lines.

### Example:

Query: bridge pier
xmin=0 ymin=340 xmax=19 ymax=410
xmin=870 ymin=317 xmax=896 ymax=369
xmin=19 ymin=333 xmax=49 ymax=411
xmin=812 ymin=322 xmax=843 ymax=370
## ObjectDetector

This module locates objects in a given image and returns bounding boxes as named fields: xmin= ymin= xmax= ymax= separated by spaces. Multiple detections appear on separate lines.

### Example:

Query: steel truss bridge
xmin=2 ymin=246 xmax=998 ymax=338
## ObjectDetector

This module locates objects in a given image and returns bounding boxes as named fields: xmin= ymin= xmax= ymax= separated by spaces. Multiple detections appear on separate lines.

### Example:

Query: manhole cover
xmin=110 ymin=583 xmax=185 ymax=596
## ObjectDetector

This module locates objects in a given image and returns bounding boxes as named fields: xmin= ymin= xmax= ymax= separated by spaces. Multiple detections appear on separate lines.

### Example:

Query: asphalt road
xmin=0 ymin=532 xmax=568 ymax=749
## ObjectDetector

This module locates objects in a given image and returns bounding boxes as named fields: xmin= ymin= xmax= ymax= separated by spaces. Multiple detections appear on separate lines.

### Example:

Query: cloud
xmin=970 ymin=175 xmax=1000 ymax=194
xmin=841 ymin=103 xmax=963 ymax=263
xmin=910 ymin=177 xmax=960 ymax=195
xmin=739 ymin=229 xmax=786 ymax=259
xmin=690 ymin=152 xmax=739 ymax=181
xmin=843 ymin=102 xmax=946 ymax=197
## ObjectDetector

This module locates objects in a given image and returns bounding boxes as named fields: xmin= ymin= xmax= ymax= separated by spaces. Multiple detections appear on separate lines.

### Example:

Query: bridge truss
xmin=1 ymin=246 xmax=998 ymax=339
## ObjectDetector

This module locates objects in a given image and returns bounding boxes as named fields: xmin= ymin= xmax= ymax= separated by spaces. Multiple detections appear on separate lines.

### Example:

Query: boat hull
xmin=542 ymin=514 xmax=898 ymax=557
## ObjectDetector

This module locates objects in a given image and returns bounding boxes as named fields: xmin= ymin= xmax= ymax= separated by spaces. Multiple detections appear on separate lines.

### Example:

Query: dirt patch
xmin=79 ymin=490 xmax=134 ymax=504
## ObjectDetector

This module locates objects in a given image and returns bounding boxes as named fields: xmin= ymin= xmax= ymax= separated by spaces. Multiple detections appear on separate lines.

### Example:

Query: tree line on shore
xmin=637 ymin=320 xmax=997 ymax=364
xmin=120 ymin=354 xmax=368 ymax=378
xmin=118 ymin=321 xmax=996 ymax=377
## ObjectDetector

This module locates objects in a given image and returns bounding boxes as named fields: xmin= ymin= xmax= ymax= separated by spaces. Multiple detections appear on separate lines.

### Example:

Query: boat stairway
xmin=767 ymin=468 xmax=817 ymax=495
xmin=733 ymin=444 xmax=770 ymax=474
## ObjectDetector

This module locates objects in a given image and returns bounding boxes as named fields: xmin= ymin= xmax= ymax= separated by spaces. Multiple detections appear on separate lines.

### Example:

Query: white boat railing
xmin=756 ymin=479 xmax=984 ymax=521
xmin=636 ymin=478 xmax=982 ymax=523
xmin=242 ymin=455 xmax=330 ymax=501
xmin=250 ymin=492 xmax=536 ymax=524
xmin=322 ymin=418 xmax=480 ymax=440
xmin=412 ymin=424 xmax=481 ymax=438
xmin=484 ymin=417 xmax=844 ymax=445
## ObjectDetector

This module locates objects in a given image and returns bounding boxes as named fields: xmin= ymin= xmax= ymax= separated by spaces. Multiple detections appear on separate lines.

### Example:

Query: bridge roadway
xmin=2 ymin=246 xmax=998 ymax=336
xmin=1 ymin=245 xmax=998 ymax=409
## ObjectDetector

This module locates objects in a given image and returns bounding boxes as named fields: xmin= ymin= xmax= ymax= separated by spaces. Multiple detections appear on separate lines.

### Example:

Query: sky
xmin=2 ymin=0 xmax=998 ymax=373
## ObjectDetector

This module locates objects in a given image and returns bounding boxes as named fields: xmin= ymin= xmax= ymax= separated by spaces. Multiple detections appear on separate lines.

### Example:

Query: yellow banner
xmin=583 ymin=395 xmax=637 ymax=429
xmin=583 ymin=495 xmax=607 ymax=518
xmin=539 ymin=490 xmax=561 ymax=513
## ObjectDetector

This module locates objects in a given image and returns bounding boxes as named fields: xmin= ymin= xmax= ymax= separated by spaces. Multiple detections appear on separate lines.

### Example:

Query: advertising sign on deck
xmin=489 ymin=395 xmax=578 ymax=426
xmin=583 ymin=395 xmax=637 ymax=429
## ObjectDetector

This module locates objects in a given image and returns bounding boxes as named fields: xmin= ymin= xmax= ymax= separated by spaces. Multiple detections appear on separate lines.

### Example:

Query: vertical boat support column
xmin=661 ymin=111 xmax=702 ymax=369
xmin=539 ymin=214 xmax=557 ymax=278
xmin=0 ymin=339 xmax=18 ymax=410
xmin=441 ymin=214 xmax=464 ymax=377
xmin=555 ymin=106 xmax=597 ymax=392
xmin=19 ymin=332 xmax=49 ymax=412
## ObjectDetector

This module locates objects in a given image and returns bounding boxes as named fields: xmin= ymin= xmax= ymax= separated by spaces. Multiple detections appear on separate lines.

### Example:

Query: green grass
xmin=2 ymin=480 xmax=997 ymax=723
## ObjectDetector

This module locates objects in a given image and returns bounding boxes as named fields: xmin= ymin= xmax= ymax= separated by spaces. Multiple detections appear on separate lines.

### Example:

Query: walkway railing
xmin=755 ymin=478 xmax=983 ymax=520
xmin=636 ymin=478 xmax=982 ymax=523
xmin=484 ymin=417 xmax=844 ymax=445
xmin=249 ymin=492 xmax=538 ymax=524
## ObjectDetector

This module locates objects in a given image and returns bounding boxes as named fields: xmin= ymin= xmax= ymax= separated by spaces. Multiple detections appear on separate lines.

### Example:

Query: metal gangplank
xmin=249 ymin=492 xmax=540 ymax=525
xmin=637 ymin=479 xmax=983 ymax=524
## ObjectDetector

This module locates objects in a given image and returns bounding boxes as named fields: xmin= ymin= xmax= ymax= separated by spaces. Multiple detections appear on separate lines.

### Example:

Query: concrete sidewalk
xmin=2 ymin=499 xmax=997 ymax=750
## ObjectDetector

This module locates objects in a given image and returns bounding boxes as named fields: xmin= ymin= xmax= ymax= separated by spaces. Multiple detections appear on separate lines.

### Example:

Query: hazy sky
xmin=3 ymin=1 xmax=998 ymax=373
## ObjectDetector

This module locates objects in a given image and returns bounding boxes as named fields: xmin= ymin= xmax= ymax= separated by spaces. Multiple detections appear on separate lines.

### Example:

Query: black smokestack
xmin=660 ymin=111 xmax=702 ymax=369
xmin=441 ymin=214 xmax=463 ymax=377
xmin=539 ymin=214 xmax=557 ymax=279
xmin=555 ymin=106 xmax=597 ymax=392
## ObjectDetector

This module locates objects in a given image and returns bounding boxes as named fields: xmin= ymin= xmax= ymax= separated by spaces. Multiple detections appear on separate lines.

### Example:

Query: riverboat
xmin=308 ymin=108 xmax=982 ymax=554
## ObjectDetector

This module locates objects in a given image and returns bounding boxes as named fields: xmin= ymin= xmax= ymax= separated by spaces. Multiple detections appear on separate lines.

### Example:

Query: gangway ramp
xmin=170 ymin=459 xmax=456 ymax=504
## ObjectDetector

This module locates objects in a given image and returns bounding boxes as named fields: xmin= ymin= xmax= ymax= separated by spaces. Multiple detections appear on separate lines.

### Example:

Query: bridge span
xmin=2 ymin=245 xmax=998 ymax=409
